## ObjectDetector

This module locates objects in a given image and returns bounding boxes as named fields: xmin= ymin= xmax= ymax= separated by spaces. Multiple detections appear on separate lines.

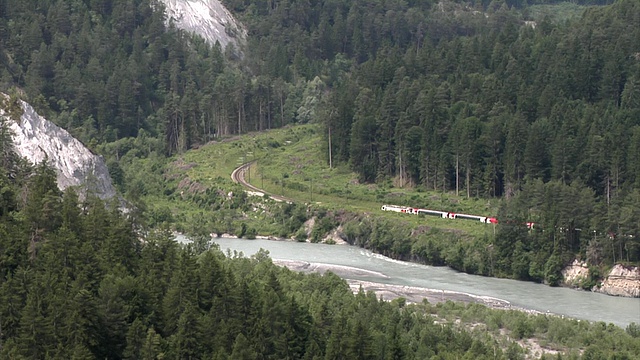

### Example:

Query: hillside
xmin=168 ymin=124 xmax=499 ymax=233
xmin=1 ymin=0 xmax=638 ymax=281
xmin=161 ymin=0 xmax=246 ymax=50
xmin=217 ymin=0 xmax=640 ymax=273
xmin=0 ymin=93 xmax=116 ymax=199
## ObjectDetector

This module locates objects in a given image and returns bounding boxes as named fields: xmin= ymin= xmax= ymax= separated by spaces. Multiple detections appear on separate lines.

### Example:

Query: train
xmin=380 ymin=204 xmax=534 ymax=229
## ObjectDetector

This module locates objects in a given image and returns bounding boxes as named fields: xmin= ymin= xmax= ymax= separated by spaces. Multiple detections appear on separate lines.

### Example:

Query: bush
xmin=341 ymin=218 xmax=372 ymax=246
xmin=236 ymin=222 xmax=247 ymax=238
xmin=544 ymin=254 xmax=563 ymax=286
xmin=266 ymin=139 xmax=281 ymax=148
xmin=311 ymin=215 xmax=337 ymax=243
xmin=411 ymin=237 xmax=444 ymax=265
xmin=486 ymin=312 xmax=504 ymax=331
xmin=579 ymin=266 xmax=600 ymax=290
xmin=148 ymin=205 xmax=174 ymax=226
xmin=287 ymin=181 xmax=308 ymax=192
xmin=626 ymin=323 xmax=640 ymax=338
xmin=511 ymin=316 xmax=534 ymax=339
xmin=295 ymin=227 xmax=308 ymax=242
xmin=245 ymin=227 xmax=257 ymax=239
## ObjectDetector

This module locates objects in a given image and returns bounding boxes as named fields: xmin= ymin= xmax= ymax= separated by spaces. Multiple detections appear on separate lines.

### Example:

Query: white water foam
xmin=369 ymin=252 xmax=424 ymax=267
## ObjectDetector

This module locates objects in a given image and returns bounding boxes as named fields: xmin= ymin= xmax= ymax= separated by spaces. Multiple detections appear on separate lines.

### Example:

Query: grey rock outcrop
xmin=561 ymin=259 xmax=590 ymax=287
xmin=160 ymin=0 xmax=246 ymax=50
xmin=1 ymin=95 xmax=117 ymax=200
xmin=561 ymin=259 xmax=640 ymax=297
xmin=594 ymin=265 xmax=640 ymax=298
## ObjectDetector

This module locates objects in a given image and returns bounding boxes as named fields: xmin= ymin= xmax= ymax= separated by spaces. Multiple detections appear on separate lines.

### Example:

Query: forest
xmin=0 ymin=0 xmax=639 ymax=284
xmin=2 ymin=118 xmax=640 ymax=359
xmin=2 ymin=0 xmax=640 ymax=357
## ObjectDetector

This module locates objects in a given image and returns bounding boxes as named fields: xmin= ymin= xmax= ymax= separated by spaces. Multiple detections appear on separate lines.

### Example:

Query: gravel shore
xmin=273 ymin=259 xmax=540 ymax=313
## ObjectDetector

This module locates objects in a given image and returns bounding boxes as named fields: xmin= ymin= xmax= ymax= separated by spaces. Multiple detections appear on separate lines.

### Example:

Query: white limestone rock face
xmin=160 ymin=0 xmax=246 ymax=50
xmin=594 ymin=265 xmax=640 ymax=298
xmin=1 ymin=96 xmax=116 ymax=199
xmin=561 ymin=259 xmax=590 ymax=287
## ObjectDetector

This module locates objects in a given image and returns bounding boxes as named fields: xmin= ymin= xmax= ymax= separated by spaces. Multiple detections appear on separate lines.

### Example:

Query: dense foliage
xmin=1 ymin=120 xmax=639 ymax=358
xmin=0 ymin=0 xmax=285 ymax=154
xmin=217 ymin=0 xmax=640 ymax=268
xmin=1 ymin=0 xmax=639 ymax=291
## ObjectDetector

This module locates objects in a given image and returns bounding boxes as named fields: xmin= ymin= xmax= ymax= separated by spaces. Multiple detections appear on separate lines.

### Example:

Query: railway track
xmin=231 ymin=161 xmax=293 ymax=203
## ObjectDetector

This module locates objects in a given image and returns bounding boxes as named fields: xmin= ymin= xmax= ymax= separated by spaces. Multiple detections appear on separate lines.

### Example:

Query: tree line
xmin=0 ymin=0 xmax=310 ymax=155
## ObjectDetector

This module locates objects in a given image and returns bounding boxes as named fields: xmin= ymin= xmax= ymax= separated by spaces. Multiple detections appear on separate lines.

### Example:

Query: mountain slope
xmin=0 ymin=95 xmax=116 ymax=199
xmin=161 ymin=0 xmax=246 ymax=49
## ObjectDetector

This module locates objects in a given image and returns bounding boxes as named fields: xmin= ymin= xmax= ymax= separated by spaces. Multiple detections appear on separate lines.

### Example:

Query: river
xmin=195 ymin=237 xmax=639 ymax=328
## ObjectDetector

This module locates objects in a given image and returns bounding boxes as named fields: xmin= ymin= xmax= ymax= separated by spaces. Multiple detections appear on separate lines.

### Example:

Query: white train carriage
xmin=381 ymin=205 xmax=412 ymax=213
xmin=453 ymin=213 xmax=482 ymax=221
xmin=416 ymin=209 xmax=448 ymax=218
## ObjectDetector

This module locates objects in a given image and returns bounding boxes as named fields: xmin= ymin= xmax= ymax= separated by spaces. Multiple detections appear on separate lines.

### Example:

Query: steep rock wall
xmin=160 ymin=0 xmax=246 ymax=49
xmin=1 ymin=96 xmax=116 ymax=199
xmin=561 ymin=259 xmax=590 ymax=287
xmin=594 ymin=265 xmax=640 ymax=298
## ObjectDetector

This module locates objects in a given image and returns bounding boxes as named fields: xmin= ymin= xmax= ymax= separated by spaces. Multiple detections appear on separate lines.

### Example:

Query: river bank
xmin=210 ymin=232 xmax=640 ymax=301
xmin=307 ymin=233 xmax=639 ymax=301
xmin=273 ymin=259 xmax=541 ymax=312
xmin=313 ymin=228 xmax=640 ymax=299
xmin=228 ymin=160 xmax=640 ymax=300
xmin=209 ymin=237 xmax=640 ymax=327
xmin=173 ymin=234 xmax=640 ymax=326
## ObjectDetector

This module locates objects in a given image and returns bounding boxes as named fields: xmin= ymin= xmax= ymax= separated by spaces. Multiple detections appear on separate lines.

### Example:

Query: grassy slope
xmin=168 ymin=124 xmax=502 ymax=239
xmin=526 ymin=2 xmax=590 ymax=23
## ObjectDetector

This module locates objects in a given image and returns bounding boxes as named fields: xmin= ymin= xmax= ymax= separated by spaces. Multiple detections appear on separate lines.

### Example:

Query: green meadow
xmin=167 ymin=124 xmax=502 ymax=238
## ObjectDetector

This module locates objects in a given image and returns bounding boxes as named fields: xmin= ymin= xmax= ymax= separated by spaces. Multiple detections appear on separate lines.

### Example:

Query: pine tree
xmin=230 ymin=333 xmax=257 ymax=360
xmin=162 ymin=250 xmax=198 ymax=335
xmin=503 ymin=112 xmax=527 ymax=197
xmin=524 ymin=119 xmax=551 ymax=182
xmin=140 ymin=327 xmax=164 ymax=360
xmin=349 ymin=88 xmax=378 ymax=182
xmin=16 ymin=276 xmax=52 ymax=359
xmin=24 ymin=161 xmax=62 ymax=260
xmin=171 ymin=303 xmax=201 ymax=359
xmin=123 ymin=318 xmax=147 ymax=360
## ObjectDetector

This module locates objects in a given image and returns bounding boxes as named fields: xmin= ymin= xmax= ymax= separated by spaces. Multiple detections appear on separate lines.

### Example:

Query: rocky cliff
xmin=561 ymin=259 xmax=590 ymax=287
xmin=561 ymin=260 xmax=640 ymax=297
xmin=594 ymin=265 xmax=640 ymax=298
xmin=160 ymin=0 xmax=246 ymax=50
xmin=0 ymin=95 xmax=117 ymax=200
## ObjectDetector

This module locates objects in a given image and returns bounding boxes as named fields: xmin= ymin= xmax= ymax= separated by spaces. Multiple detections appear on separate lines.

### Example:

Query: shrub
xmin=295 ymin=227 xmax=308 ymax=242
xmin=245 ymin=227 xmax=257 ymax=239
xmin=236 ymin=222 xmax=247 ymax=238
xmin=311 ymin=215 xmax=337 ymax=243
xmin=626 ymin=323 xmax=640 ymax=338
xmin=544 ymin=254 xmax=563 ymax=286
